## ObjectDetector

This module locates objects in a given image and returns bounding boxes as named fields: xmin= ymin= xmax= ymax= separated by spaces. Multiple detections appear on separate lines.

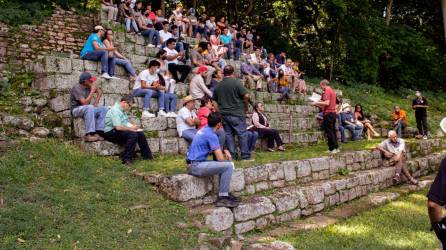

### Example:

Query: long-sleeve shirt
xmin=252 ymin=112 xmax=269 ymax=129
xmin=190 ymin=74 xmax=213 ymax=99
xmin=391 ymin=110 xmax=409 ymax=125
xmin=241 ymin=63 xmax=261 ymax=76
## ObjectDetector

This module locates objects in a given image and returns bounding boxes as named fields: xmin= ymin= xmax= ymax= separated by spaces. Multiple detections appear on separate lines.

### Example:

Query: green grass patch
xmin=278 ymin=189 xmax=440 ymax=250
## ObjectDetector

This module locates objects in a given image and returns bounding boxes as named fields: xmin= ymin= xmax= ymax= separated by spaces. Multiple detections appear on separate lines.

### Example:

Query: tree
xmin=442 ymin=0 xmax=446 ymax=43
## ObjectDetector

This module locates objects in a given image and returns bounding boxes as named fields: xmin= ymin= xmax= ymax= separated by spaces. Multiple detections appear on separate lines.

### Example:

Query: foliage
xmin=337 ymin=167 xmax=350 ymax=176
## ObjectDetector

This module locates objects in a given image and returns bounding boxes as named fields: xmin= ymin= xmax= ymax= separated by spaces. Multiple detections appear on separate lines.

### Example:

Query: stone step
xmin=148 ymin=138 xmax=444 ymax=204
xmin=197 ymin=152 xmax=445 ymax=235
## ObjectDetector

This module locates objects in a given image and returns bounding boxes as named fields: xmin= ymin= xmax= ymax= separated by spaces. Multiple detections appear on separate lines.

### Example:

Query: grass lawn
xmin=0 ymin=140 xmax=201 ymax=250
xmin=278 ymin=189 xmax=441 ymax=250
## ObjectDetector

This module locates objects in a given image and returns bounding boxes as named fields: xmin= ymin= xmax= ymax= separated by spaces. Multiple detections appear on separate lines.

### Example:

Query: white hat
xmin=341 ymin=103 xmax=351 ymax=111
xmin=94 ymin=25 xmax=105 ymax=31
xmin=440 ymin=117 xmax=446 ymax=134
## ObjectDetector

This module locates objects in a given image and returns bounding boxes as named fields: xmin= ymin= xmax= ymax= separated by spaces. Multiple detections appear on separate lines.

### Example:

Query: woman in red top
xmin=197 ymin=97 xmax=226 ymax=147
xmin=354 ymin=103 xmax=380 ymax=140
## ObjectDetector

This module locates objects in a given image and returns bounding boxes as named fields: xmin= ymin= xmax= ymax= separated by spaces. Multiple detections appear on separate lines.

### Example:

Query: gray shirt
xmin=70 ymin=84 xmax=89 ymax=110
xmin=379 ymin=138 xmax=406 ymax=154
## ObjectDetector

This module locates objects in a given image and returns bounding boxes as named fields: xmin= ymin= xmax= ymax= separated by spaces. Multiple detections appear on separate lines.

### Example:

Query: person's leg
xmin=107 ymin=54 xmax=115 ymax=76
xmin=272 ymin=129 xmax=283 ymax=147
xmin=339 ymin=125 xmax=346 ymax=143
xmin=345 ymin=124 xmax=355 ymax=140
xmin=151 ymin=90 xmax=165 ymax=111
xmin=354 ymin=125 xmax=363 ymax=139
xmin=102 ymin=5 xmax=113 ymax=21
xmin=416 ymin=115 xmax=423 ymax=136
xmin=132 ymin=19 xmax=139 ymax=33
xmin=181 ymin=129 xmax=198 ymax=143
xmin=228 ymin=116 xmax=250 ymax=159
xmin=122 ymin=131 xmax=138 ymax=163
xmin=132 ymin=88 xmax=153 ymax=111
xmin=250 ymin=131 xmax=258 ymax=152
xmin=83 ymin=50 xmax=109 ymax=74
xmin=153 ymin=30 xmax=160 ymax=46
xmin=169 ymin=94 xmax=177 ymax=113
xmin=113 ymin=7 xmax=118 ymax=21
xmin=94 ymin=106 xmax=109 ymax=132
xmin=136 ymin=131 xmax=153 ymax=159
xmin=216 ymin=128 xmax=226 ymax=149
xmin=394 ymin=121 xmax=402 ymax=138
xmin=147 ymin=29 xmax=156 ymax=45
xmin=115 ymin=58 xmax=136 ymax=77
xmin=222 ymin=116 xmax=237 ymax=159
xmin=177 ymin=65 xmax=191 ymax=83
xmin=234 ymin=47 xmax=241 ymax=61
xmin=188 ymin=161 xmax=234 ymax=196
xmin=260 ymin=128 xmax=275 ymax=149
xmin=72 ymin=105 xmax=96 ymax=135
xmin=168 ymin=64 xmax=180 ymax=82
xmin=125 ymin=18 xmax=131 ymax=32
xmin=323 ymin=113 xmax=338 ymax=151
xmin=422 ymin=116 xmax=429 ymax=136
xmin=205 ymin=66 xmax=215 ymax=86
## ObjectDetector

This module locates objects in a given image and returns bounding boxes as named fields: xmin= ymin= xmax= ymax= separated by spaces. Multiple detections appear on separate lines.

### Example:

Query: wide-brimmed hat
xmin=341 ymin=103 xmax=351 ymax=111
xmin=182 ymin=95 xmax=195 ymax=106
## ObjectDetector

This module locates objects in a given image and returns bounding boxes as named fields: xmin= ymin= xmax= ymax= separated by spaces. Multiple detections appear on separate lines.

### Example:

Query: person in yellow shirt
xmin=391 ymin=106 xmax=408 ymax=137
xmin=276 ymin=69 xmax=290 ymax=103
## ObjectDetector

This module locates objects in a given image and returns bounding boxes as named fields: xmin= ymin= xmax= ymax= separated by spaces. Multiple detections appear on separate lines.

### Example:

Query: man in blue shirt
xmin=186 ymin=112 xmax=240 ymax=208
xmin=80 ymin=25 xmax=116 ymax=79
xmin=220 ymin=28 xmax=236 ymax=60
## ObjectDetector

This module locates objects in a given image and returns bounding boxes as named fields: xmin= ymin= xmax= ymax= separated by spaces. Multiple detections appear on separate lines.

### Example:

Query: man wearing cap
xmin=103 ymin=95 xmax=153 ymax=165
xmin=412 ymin=91 xmax=429 ymax=139
xmin=176 ymin=96 xmax=201 ymax=143
xmin=340 ymin=105 xmax=363 ymax=141
xmin=191 ymin=41 xmax=215 ymax=85
xmin=80 ymin=25 xmax=116 ymax=80
xmin=190 ymin=65 xmax=213 ymax=100
xmin=70 ymin=72 xmax=108 ymax=142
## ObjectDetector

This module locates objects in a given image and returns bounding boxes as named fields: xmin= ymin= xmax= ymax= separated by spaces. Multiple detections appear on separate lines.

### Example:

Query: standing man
xmin=412 ymin=91 xmax=429 ymax=139
xmin=312 ymin=79 xmax=339 ymax=153
xmin=70 ymin=72 xmax=108 ymax=142
xmin=213 ymin=65 xmax=255 ymax=161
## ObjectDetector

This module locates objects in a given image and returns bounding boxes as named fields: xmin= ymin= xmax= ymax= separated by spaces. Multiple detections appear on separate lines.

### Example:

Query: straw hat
xmin=182 ymin=95 xmax=195 ymax=106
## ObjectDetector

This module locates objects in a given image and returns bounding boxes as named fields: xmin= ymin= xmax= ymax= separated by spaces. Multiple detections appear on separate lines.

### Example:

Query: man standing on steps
xmin=311 ymin=79 xmax=339 ymax=154
xmin=376 ymin=130 xmax=418 ymax=185
xmin=427 ymin=157 xmax=446 ymax=249
xmin=213 ymin=65 xmax=255 ymax=161
xmin=70 ymin=72 xmax=108 ymax=142
xmin=412 ymin=91 xmax=429 ymax=139
xmin=186 ymin=112 xmax=239 ymax=208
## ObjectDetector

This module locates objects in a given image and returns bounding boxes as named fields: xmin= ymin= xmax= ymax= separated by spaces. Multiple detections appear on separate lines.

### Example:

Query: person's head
xmin=172 ymin=25 xmax=178 ymax=34
xmin=219 ymin=16 xmax=225 ymax=23
xmin=105 ymin=29 xmax=113 ymax=41
xmin=254 ymin=102 xmax=264 ymax=113
xmin=280 ymin=51 xmax=286 ymax=57
xmin=125 ymin=0 xmax=131 ymax=6
xmin=223 ymin=27 xmax=229 ymax=35
xmin=212 ymin=69 xmax=223 ymax=80
xmin=162 ymin=21 xmax=169 ymax=31
xmin=354 ymin=103 xmax=362 ymax=112
xmin=156 ymin=49 xmax=167 ymax=60
xmin=166 ymin=38 xmax=176 ymax=49
xmin=182 ymin=96 xmax=196 ymax=110
xmin=209 ymin=16 xmax=215 ymax=22
xmin=200 ymin=96 xmax=213 ymax=108
xmin=388 ymin=130 xmax=398 ymax=142
xmin=156 ymin=9 xmax=163 ymax=16
xmin=394 ymin=105 xmax=400 ymax=113
xmin=176 ymin=3 xmax=183 ymax=11
xmin=196 ymin=65 xmax=208 ymax=77
xmin=94 ymin=25 xmax=105 ymax=38
xmin=223 ymin=65 xmax=234 ymax=76
xmin=148 ymin=60 xmax=161 ymax=73
xmin=79 ymin=71 xmax=97 ymax=88
xmin=120 ymin=95 xmax=134 ymax=112
xmin=319 ymin=79 xmax=330 ymax=90
xmin=198 ymin=41 xmax=208 ymax=52
xmin=268 ymin=53 xmax=275 ymax=60
xmin=135 ymin=1 xmax=143 ymax=10
xmin=416 ymin=91 xmax=421 ymax=98
xmin=344 ymin=107 xmax=352 ymax=113
xmin=295 ymin=60 xmax=300 ymax=66
xmin=255 ymin=47 xmax=261 ymax=55
xmin=146 ymin=4 xmax=152 ymax=11
xmin=188 ymin=8 xmax=196 ymax=16
xmin=286 ymin=59 xmax=292 ymax=66
xmin=207 ymin=112 xmax=223 ymax=129
xmin=278 ymin=69 xmax=284 ymax=78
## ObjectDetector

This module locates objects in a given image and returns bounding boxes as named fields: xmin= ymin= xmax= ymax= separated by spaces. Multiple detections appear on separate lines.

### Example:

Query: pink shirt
xmin=197 ymin=107 xmax=211 ymax=129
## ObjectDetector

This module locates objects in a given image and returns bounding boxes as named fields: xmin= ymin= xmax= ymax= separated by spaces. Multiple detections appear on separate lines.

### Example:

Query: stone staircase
xmin=133 ymin=138 xmax=445 ymax=235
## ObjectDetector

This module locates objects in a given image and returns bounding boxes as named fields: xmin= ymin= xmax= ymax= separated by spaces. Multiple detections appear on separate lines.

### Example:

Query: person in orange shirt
xmin=391 ymin=106 xmax=408 ymax=137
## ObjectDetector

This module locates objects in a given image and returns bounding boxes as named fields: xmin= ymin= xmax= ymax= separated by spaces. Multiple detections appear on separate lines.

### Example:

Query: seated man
xmin=392 ymin=105 xmax=408 ymax=138
xmin=103 ymin=95 xmax=153 ymax=165
xmin=241 ymin=60 xmax=263 ymax=91
xmin=80 ymin=25 xmax=115 ymax=79
xmin=427 ymin=156 xmax=446 ymax=249
xmin=340 ymin=106 xmax=363 ymax=141
xmin=376 ymin=130 xmax=418 ymax=185
xmin=190 ymin=65 xmax=213 ymax=100
xmin=164 ymin=38 xmax=191 ymax=84
xmin=186 ymin=112 xmax=239 ymax=208
xmin=70 ymin=72 xmax=108 ymax=142
xmin=132 ymin=60 xmax=168 ymax=118
xmin=191 ymin=41 xmax=215 ymax=85
xmin=176 ymin=96 xmax=201 ymax=143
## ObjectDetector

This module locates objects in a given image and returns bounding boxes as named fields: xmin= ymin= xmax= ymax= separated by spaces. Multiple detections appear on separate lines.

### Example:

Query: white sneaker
xmin=110 ymin=76 xmax=119 ymax=79
xmin=167 ymin=112 xmax=177 ymax=118
xmin=147 ymin=44 xmax=155 ymax=48
xmin=101 ymin=73 xmax=112 ymax=79
xmin=158 ymin=110 xmax=168 ymax=117
xmin=142 ymin=111 xmax=155 ymax=118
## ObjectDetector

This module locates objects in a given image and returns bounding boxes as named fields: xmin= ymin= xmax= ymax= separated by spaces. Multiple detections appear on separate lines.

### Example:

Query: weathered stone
xmin=301 ymin=185 xmax=324 ymax=205
xmin=141 ymin=117 xmax=168 ymax=131
xmin=308 ymin=157 xmax=330 ymax=172
xmin=49 ymin=94 xmax=70 ymax=112
xmin=178 ymin=138 xmax=189 ymax=154
xmin=2 ymin=115 xmax=20 ymax=127
xmin=17 ymin=118 xmax=34 ymax=130
xmin=235 ymin=220 xmax=255 ymax=234
xmin=51 ymin=127 xmax=65 ymax=138
xmin=40 ymin=56 xmax=72 ymax=73
xmin=296 ymin=160 xmax=311 ymax=177
xmin=267 ymin=163 xmax=284 ymax=181
xmin=33 ymin=98 xmax=48 ymax=107
xmin=31 ymin=127 xmax=50 ymax=137
xmin=248 ymin=241 xmax=296 ymax=250
xmin=233 ymin=196 xmax=276 ymax=222
xmin=244 ymin=165 xmax=268 ymax=184
xmin=321 ymin=182 xmax=336 ymax=195
xmin=99 ymin=77 xmax=130 ymax=94
xmin=270 ymin=190 xmax=300 ymax=213
xmin=19 ymin=96 xmax=33 ymax=106
xmin=282 ymin=161 xmax=297 ymax=181
xmin=159 ymin=174 xmax=213 ymax=202
xmin=255 ymin=214 xmax=276 ymax=229
xmin=230 ymin=170 xmax=245 ymax=192
xmin=160 ymin=138 xmax=179 ymax=154
xmin=255 ymin=182 xmax=269 ymax=192
xmin=80 ymin=140 xmax=122 ymax=156
xmin=204 ymin=207 xmax=234 ymax=232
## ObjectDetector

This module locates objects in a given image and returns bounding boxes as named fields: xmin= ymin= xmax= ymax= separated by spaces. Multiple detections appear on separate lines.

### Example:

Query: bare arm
xmin=114 ymin=125 xmax=138 ymax=132
xmin=93 ymin=41 xmax=112 ymax=51
xmin=428 ymin=200 xmax=444 ymax=224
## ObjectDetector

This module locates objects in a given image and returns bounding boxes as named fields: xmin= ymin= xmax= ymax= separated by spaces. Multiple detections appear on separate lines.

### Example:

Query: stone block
xmin=244 ymin=165 xmax=268 ymax=184
xmin=103 ymin=94 xmax=121 ymax=106
xmin=282 ymin=161 xmax=297 ymax=181
xmin=159 ymin=174 xmax=213 ymax=202
xmin=73 ymin=118 xmax=85 ymax=137
xmin=136 ymin=35 xmax=146 ymax=45
xmin=146 ymin=46 xmax=160 ymax=57
xmin=160 ymin=138 xmax=179 ymax=154
xmin=147 ymin=138 xmax=160 ymax=153
xmin=296 ymin=160 xmax=311 ymax=177
xmin=301 ymin=185 xmax=324 ymax=205
xmin=321 ymin=182 xmax=336 ymax=195
xmin=178 ymin=138 xmax=189 ymax=154
xmin=255 ymin=182 xmax=269 ymax=192
xmin=49 ymin=93 xmax=70 ymax=112
xmin=233 ymin=196 xmax=276 ymax=222
xmin=134 ymin=44 xmax=146 ymax=56
xmin=39 ymin=56 xmax=72 ymax=74
xmin=308 ymin=157 xmax=330 ymax=172
xmin=72 ymin=59 xmax=85 ymax=71
xmin=141 ymin=117 xmax=168 ymax=131
xmin=130 ymin=54 xmax=149 ymax=65
xmin=99 ymin=77 xmax=130 ymax=94
xmin=230 ymin=170 xmax=245 ymax=192
xmin=248 ymin=241 xmax=296 ymax=250
xmin=84 ymin=60 xmax=99 ymax=71
xmin=204 ymin=207 xmax=234 ymax=232
xmin=80 ymin=141 xmax=122 ymax=156
xmin=235 ymin=221 xmax=255 ymax=235
xmin=270 ymin=189 xmax=300 ymax=213
xmin=266 ymin=163 xmax=284 ymax=181
xmin=255 ymin=214 xmax=276 ymax=229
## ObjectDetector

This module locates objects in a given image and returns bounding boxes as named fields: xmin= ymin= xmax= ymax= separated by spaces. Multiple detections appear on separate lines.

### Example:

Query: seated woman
xmin=354 ymin=103 xmax=380 ymax=140
xmin=292 ymin=61 xmax=307 ymax=95
xmin=252 ymin=103 xmax=285 ymax=152
xmin=209 ymin=35 xmax=228 ymax=59
xmin=103 ymin=29 xmax=136 ymax=81
xmin=197 ymin=96 xmax=226 ymax=148
xmin=276 ymin=69 xmax=290 ymax=103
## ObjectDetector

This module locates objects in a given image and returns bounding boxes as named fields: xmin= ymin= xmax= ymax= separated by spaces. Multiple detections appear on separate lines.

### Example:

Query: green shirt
xmin=213 ymin=77 xmax=248 ymax=117
xmin=104 ymin=102 xmax=129 ymax=132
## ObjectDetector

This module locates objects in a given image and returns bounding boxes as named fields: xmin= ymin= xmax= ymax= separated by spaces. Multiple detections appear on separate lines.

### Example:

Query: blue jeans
xmin=115 ymin=58 xmax=136 ymax=76
xmin=72 ymin=105 xmax=109 ymax=134
xmin=248 ymin=131 xmax=258 ymax=152
xmin=132 ymin=88 xmax=165 ymax=111
xmin=164 ymin=93 xmax=177 ymax=113
xmin=125 ymin=18 xmax=139 ymax=32
xmin=82 ymin=50 xmax=115 ymax=76
xmin=141 ymin=29 xmax=160 ymax=46
xmin=222 ymin=115 xmax=252 ymax=160
xmin=181 ymin=128 xmax=198 ymax=143
xmin=188 ymin=161 xmax=233 ymax=196
xmin=395 ymin=121 xmax=407 ymax=138
xmin=344 ymin=124 xmax=363 ymax=140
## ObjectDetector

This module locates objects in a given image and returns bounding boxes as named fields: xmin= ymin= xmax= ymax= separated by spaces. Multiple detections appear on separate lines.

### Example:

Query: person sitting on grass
xmin=176 ymin=96 xmax=201 ymax=143
xmin=70 ymin=72 xmax=108 ymax=142
xmin=252 ymin=102 xmax=285 ymax=152
xmin=376 ymin=130 xmax=418 ymax=185
xmin=391 ymin=105 xmax=408 ymax=138
xmin=186 ymin=112 xmax=239 ymax=208
xmin=103 ymin=95 xmax=153 ymax=165
xmin=340 ymin=105 xmax=363 ymax=141
xmin=354 ymin=103 xmax=380 ymax=140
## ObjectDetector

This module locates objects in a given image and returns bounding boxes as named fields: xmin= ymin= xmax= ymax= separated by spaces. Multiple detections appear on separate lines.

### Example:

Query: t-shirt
xmin=176 ymin=107 xmax=197 ymax=136
xmin=70 ymin=84 xmax=89 ymax=110
xmin=322 ymin=86 xmax=337 ymax=114
xmin=104 ymin=102 xmax=129 ymax=133
xmin=164 ymin=47 xmax=179 ymax=65
xmin=191 ymin=49 xmax=205 ymax=66
xmin=379 ymin=138 xmax=406 ymax=154
xmin=427 ymin=156 xmax=446 ymax=206
xmin=159 ymin=30 xmax=173 ymax=43
xmin=197 ymin=106 xmax=211 ymax=129
xmin=80 ymin=33 xmax=104 ymax=58
xmin=186 ymin=126 xmax=220 ymax=162
xmin=213 ymin=77 xmax=248 ymax=117
xmin=391 ymin=110 xmax=409 ymax=125
xmin=134 ymin=69 xmax=159 ymax=90
xmin=412 ymin=97 xmax=428 ymax=117
xmin=220 ymin=34 xmax=232 ymax=45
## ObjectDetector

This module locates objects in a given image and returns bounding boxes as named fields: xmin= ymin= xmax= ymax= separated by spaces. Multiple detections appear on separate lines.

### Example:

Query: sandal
xmin=409 ymin=178 xmax=419 ymax=185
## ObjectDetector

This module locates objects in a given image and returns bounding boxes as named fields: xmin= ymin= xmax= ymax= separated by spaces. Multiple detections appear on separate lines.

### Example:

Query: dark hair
xmin=354 ymin=103 xmax=364 ymax=118
xmin=156 ymin=49 xmax=166 ymax=58
xmin=166 ymin=38 xmax=176 ymax=46
xmin=200 ymin=96 xmax=212 ymax=107
xmin=208 ymin=112 xmax=222 ymax=127
xmin=253 ymin=102 xmax=262 ymax=112
xmin=162 ymin=21 xmax=169 ymax=26
xmin=198 ymin=41 xmax=208 ymax=51
xmin=212 ymin=69 xmax=222 ymax=78
xmin=223 ymin=65 xmax=234 ymax=76
xmin=172 ymin=25 xmax=178 ymax=30
xmin=102 ymin=29 xmax=113 ymax=41
xmin=121 ymin=95 xmax=134 ymax=104
xmin=148 ymin=60 xmax=161 ymax=68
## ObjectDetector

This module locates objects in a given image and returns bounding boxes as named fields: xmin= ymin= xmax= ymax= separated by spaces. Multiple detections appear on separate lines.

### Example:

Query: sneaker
xmin=142 ymin=111 xmax=155 ymax=118
xmin=423 ymin=135 xmax=428 ymax=140
xmin=101 ymin=73 xmax=112 ymax=79
xmin=241 ymin=158 xmax=255 ymax=162
xmin=110 ymin=76 xmax=119 ymax=79
xmin=215 ymin=196 xmax=239 ymax=208
xmin=167 ymin=112 xmax=177 ymax=118
xmin=147 ymin=44 xmax=155 ymax=48
xmin=227 ymin=193 xmax=241 ymax=202
xmin=158 ymin=110 xmax=168 ymax=117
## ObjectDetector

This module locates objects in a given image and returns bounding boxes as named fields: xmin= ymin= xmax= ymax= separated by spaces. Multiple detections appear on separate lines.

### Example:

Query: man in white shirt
xmin=131 ymin=60 xmax=168 ymax=118
xmin=376 ymin=130 xmax=418 ymax=185
xmin=164 ymin=38 xmax=191 ymax=84
xmin=205 ymin=16 xmax=216 ymax=36
xmin=176 ymin=96 xmax=201 ymax=142
xmin=159 ymin=21 xmax=173 ymax=46
xmin=190 ymin=65 xmax=213 ymax=99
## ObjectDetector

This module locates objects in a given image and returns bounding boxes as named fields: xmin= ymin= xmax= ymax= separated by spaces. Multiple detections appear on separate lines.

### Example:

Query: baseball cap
xmin=79 ymin=72 xmax=97 ymax=83
xmin=94 ymin=25 xmax=105 ymax=31
xmin=196 ymin=65 xmax=208 ymax=74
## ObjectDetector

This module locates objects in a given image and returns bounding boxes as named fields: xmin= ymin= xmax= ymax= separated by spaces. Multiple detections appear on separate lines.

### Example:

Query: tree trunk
xmin=442 ymin=0 xmax=446 ymax=43
xmin=385 ymin=0 xmax=393 ymax=26
xmin=161 ymin=0 xmax=165 ymax=16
